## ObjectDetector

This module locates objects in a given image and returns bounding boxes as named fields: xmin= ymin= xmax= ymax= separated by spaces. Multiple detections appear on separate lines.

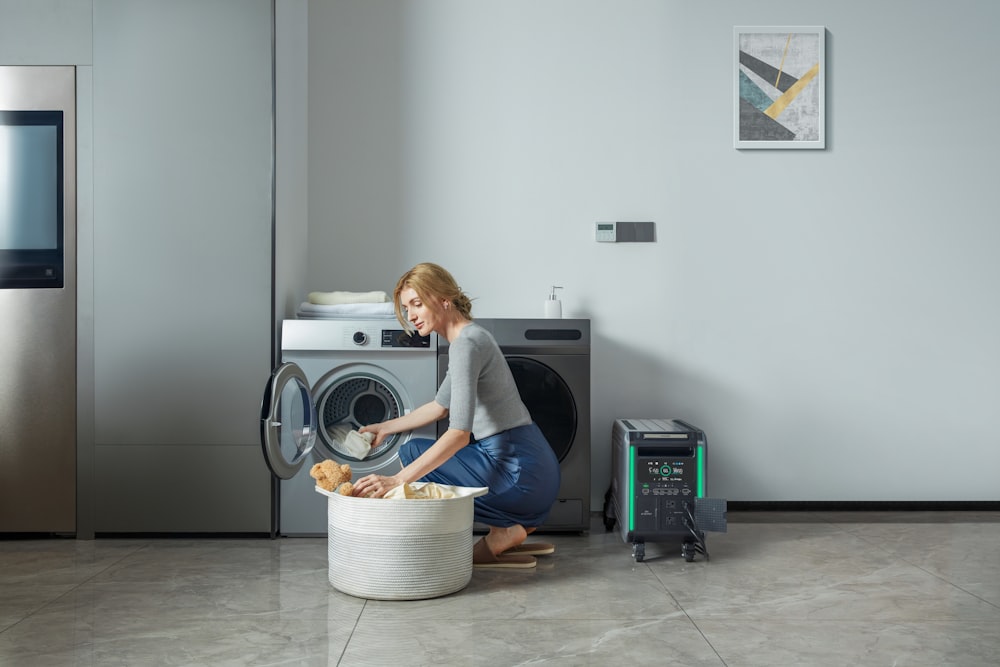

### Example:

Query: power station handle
xmin=636 ymin=446 xmax=694 ymax=457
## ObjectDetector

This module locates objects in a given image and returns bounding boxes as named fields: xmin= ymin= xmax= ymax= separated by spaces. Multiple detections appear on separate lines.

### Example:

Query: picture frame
xmin=734 ymin=26 xmax=825 ymax=149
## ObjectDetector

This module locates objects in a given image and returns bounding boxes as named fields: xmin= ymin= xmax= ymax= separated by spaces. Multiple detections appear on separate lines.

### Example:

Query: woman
xmin=353 ymin=262 xmax=561 ymax=569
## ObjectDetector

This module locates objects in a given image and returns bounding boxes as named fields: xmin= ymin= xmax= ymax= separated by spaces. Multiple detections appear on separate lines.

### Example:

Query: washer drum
xmin=316 ymin=484 xmax=488 ymax=600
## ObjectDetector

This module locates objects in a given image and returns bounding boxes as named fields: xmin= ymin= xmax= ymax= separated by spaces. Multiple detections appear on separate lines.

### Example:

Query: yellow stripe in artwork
xmin=765 ymin=63 xmax=820 ymax=120
xmin=774 ymin=33 xmax=793 ymax=89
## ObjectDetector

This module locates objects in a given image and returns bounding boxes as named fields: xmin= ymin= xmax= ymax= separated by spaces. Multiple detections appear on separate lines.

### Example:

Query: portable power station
xmin=604 ymin=418 xmax=726 ymax=562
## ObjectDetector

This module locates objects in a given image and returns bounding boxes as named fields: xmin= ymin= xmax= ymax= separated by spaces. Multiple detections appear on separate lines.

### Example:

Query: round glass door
xmin=315 ymin=372 xmax=404 ymax=462
xmin=260 ymin=363 xmax=317 ymax=480
xmin=506 ymin=357 xmax=577 ymax=461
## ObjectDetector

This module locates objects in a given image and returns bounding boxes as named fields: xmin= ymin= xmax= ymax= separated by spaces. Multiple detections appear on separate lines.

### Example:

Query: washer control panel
xmin=283 ymin=319 xmax=436 ymax=354
xmin=381 ymin=329 xmax=431 ymax=348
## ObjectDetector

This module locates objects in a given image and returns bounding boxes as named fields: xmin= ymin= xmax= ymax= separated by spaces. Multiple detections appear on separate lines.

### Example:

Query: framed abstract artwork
xmin=735 ymin=26 xmax=825 ymax=149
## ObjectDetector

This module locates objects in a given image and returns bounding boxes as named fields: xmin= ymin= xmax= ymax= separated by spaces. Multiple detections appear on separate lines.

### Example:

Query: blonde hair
xmin=393 ymin=262 xmax=473 ymax=330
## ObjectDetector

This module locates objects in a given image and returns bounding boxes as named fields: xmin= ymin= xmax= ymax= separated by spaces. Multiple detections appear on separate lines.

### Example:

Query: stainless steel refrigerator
xmin=0 ymin=66 xmax=77 ymax=533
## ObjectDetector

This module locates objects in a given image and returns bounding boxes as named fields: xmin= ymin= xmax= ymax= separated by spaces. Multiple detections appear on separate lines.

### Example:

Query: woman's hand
xmin=352 ymin=473 xmax=403 ymax=499
xmin=359 ymin=423 xmax=391 ymax=448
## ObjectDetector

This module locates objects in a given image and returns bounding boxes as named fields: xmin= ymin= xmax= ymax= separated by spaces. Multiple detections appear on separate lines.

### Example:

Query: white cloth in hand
xmin=329 ymin=425 xmax=374 ymax=459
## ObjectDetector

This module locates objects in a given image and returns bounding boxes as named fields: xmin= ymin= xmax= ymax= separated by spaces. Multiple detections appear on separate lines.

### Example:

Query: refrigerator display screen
xmin=0 ymin=110 xmax=64 ymax=288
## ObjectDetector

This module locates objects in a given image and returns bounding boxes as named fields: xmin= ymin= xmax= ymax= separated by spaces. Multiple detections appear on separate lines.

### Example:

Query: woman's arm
xmin=351 ymin=427 xmax=471 ymax=498
xmin=359 ymin=400 xmax=448 ymax=447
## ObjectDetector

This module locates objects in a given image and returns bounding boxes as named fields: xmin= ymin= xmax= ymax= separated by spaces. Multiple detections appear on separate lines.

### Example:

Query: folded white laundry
xmin=383 ymin=482 xmax=460 ymax=500
xmin=308 ymin=290 xmax=389 ymax=305
xmin=296 ymin=302 xmax=395 ymax=319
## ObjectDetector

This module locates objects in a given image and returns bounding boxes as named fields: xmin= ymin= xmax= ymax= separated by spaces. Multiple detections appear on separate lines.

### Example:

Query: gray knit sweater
xmin=435 ymin=322 xmax=531 ymax=438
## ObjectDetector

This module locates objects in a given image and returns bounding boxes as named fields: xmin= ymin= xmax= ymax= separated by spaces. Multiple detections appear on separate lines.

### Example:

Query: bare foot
xmin=484 ymin=524 xmax=527 ymax=555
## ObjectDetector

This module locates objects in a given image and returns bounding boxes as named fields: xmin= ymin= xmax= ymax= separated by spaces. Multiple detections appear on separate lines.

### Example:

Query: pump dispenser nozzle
xmin=544 ymin=286 xmax=563 ymax=318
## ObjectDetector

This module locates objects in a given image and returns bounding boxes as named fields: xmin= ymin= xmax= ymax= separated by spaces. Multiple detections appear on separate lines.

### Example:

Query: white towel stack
xmin=309 ymin=290 xmax=389 ymax=305
xmin=296 ymin=290 xmax=395 ymax=319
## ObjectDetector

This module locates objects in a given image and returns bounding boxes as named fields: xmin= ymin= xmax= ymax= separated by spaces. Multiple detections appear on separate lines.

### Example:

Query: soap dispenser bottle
xmin=544 ymin=286 xmax=563 ymax=318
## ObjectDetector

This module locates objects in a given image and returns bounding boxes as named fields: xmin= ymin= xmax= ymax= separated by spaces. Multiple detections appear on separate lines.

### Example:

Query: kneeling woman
xmin=353 ymin=262 xmax=560 ymax=569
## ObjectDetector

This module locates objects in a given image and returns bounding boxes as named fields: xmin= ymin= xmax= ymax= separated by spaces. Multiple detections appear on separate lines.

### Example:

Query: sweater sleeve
xmin=437 ymin=330 xmax=481 ymax=432
xmin=434 ymin=323 xmax=531 ymax=437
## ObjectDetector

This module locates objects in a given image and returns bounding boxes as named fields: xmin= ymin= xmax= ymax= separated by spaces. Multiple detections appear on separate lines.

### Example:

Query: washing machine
xmin=438 ymin=318 xmax=591 ymax=532
xmin=260 ymin=319 xmax=438 ymax=535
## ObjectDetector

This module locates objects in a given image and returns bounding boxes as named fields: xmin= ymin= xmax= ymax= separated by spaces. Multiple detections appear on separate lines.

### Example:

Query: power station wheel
xmin=682 ymin=541 xmax=696 ymax=562
xmin=632 ymin=541 xmax=645 ymax=562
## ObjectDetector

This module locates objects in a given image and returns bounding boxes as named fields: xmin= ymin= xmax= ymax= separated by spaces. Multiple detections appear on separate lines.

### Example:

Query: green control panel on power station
xmin=631 ymin=445 xmax=701 ymax=533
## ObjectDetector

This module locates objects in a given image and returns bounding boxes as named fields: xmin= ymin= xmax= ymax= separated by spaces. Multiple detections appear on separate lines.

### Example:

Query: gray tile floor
xmin=2 ymin=512 xmax=998 ymax=666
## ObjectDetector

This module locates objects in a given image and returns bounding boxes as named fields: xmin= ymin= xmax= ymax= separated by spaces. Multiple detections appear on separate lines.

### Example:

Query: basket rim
xmin=315 ymin=483 xmax=488 ymax=501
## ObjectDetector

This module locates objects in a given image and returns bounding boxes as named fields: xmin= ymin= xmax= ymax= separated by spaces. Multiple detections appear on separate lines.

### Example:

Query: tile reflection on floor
xmin=2 ymin=512 xmax=999 ymax=666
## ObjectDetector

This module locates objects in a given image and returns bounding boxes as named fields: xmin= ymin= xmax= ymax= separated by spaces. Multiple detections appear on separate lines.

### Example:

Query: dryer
xmin=438 ymin=318 xmax=590 ymax=532
xmin=261 ymin=319 xmax=437 ymax=535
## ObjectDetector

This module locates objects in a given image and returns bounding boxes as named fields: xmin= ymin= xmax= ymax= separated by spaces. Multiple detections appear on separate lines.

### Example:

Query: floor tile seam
xmin=0 ymin=560 xmax=131 ymax=639
xmin=644 ymin=566 xmax=691 ymax=616
xmin=814 ymin=519 xmax=893 ymax=537
xmin=10 ymin=613 xmax=988 ymax=635
xmin=352 ymin=615 xmax=696 ymax=623
xmin=845 ymin=529 xmax=1000 ymax=611
xmin=830 ymin=524 xmax=923 ymax=563
xmin=86 ymin=542 xmax=156 ymax=581
xmin=336 ymin=597 xmax=369 ymax=666
xmin=18 ymin=542 xmax=154 ymax=626
xmin=667 ymin=589 xmax=731 ymax=667
xmin=0 ymin=598 xmax=59 ymax=638
xmin=895 ymin=557 xmax=1000 ymax=613
xmin=680 ymin=610 xmax=996 ymax=622
xmin=680 ymin=616 xmax=1000 ymax=626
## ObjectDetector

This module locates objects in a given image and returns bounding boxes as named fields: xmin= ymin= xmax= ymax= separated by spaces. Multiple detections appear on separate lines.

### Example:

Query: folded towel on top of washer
xmin=308 ymin=290 xmax=389 ymax=305
xmin=296 ymin=302 xmax=395 ymax=319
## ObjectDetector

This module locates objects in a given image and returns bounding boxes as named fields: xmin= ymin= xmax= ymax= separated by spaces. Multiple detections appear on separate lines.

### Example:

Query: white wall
xmin=0 ymin=0 xmax=92 ymax=64
xmin=306 ymin=0 xmax=1000 ymax=505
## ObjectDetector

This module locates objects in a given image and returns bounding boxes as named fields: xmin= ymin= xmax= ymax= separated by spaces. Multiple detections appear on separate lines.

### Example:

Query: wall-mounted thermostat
xmin=595 ymin=222 xmax=617 ymax=242
xmin=595 ymin=221 xmax=656 ymax=243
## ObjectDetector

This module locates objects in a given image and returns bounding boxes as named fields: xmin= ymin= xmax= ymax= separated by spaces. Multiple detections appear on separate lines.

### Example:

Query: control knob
xmin=352 ymin=331 xmax=368 ymax=345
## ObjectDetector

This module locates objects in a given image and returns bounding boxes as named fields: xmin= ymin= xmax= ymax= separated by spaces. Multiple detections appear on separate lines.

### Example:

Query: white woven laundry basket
xmin=315 ymin=484 xmax=488 ymax=600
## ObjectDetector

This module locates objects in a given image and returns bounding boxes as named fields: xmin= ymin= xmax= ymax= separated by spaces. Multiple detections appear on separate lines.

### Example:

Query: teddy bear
xmin=309 ymin=460 xmax=353 ymax=494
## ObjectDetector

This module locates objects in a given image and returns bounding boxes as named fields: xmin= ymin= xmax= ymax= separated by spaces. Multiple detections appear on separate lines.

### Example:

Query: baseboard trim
xmin=727 ymin=501 xmax=1000 ymax=512
xmin=95 ymin=532 xmax=272 ymax=539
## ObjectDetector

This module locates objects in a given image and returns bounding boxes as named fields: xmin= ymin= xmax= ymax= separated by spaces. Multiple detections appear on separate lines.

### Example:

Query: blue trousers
xmin=399 ymin=422 xmax=561 ymax=528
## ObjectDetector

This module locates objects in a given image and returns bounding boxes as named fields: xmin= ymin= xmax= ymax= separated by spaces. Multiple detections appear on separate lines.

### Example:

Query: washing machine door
xmin=260 ymin=362 xmax=318 ymax=480
xmin=506 ymin=356 xmax=577 ymax=462
xmin=312 ymin=364 xmax=410 ymax=476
